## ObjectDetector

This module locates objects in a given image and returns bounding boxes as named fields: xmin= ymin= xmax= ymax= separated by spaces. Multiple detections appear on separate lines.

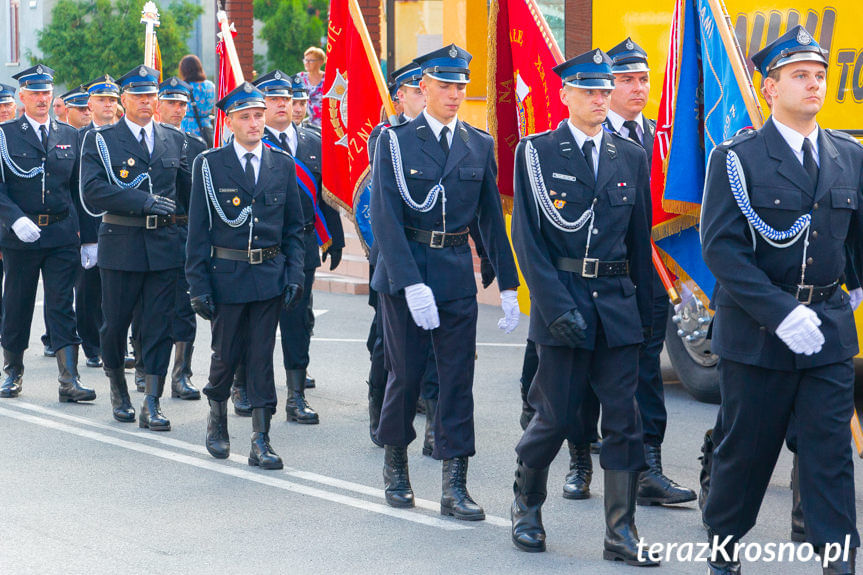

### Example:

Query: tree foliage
xmin=36 ymin=0 xmax=202 ymax=89
xmin=254 ymin=0 xmax=327 ymax=74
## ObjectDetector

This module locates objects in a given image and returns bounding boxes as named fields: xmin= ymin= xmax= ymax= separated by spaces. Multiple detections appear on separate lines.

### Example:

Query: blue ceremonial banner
xmin=651 ymin=0 xmax=764 ymax=303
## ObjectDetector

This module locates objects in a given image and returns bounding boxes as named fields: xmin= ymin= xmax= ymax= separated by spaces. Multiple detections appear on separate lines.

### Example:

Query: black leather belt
xmin=555 ymin=257 xmax=630 ymax=278
xmin=26 ymin=210 xmax=68 ymax=227
xmin=405 ymin=227 xmax=469 ymax=248
xmin=102 ymin=213 xmax=183 ymax=229
xmin=777 ymin=281 xmax=839 ymax=305
xmin=303 ymin=223 xmax=315 ymax=233
xmin=211 ymin=245 xmax=280 ymax=265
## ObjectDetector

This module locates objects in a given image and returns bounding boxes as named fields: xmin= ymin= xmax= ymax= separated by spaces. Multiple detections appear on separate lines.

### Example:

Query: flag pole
xmin=140 ymin=1 xmax=160 ymax=68
xmin=706 ymin=0 xmax=764 ymax=128
xmin=217 ymin=3 xmax=245 ymax=85
xmin=347 ymin=0 xmax=396 ymax=120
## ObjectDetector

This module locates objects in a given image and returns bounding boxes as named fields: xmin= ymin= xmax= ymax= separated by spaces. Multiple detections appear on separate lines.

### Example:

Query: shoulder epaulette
xmin=521 ymin=129 xmax=553 ymax=142
xmin=268 ymin=145 xmax=292 ymax=157
xmin=160 ymin=122 xmax=181 ymax=132
xmin=719 ymin=128 xmax=757 ymax=148
xmin=825 ymin=128 xmax=860 ymax=145
xmin=184 ymin=131 xmax=206 ymax=145
xmin=199 ymin=147 xmax=219 ymax=157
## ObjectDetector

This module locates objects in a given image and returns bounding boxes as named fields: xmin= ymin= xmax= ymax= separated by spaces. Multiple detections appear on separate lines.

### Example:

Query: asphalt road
xmin=1 ymin=289 xmax=861 ymax=575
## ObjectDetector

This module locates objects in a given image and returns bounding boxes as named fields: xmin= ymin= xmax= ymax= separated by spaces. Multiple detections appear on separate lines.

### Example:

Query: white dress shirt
xmin=233 ymin=139 xmax=263 ymax=183
xmin=270 ymin=124 xmax=298 ymax=156
xmin=124 ymin=116 xmax=155 ymax=155
xmin=772 ymin=117 xmax=820 ymax=167
xmin=567 ymin=120 xmax=603 ymax=174
xmin=422 ymin=109 xmax=457 ymax=148
xmin=24 ymin=114 xmax=50 ymax=143
xmin=606 ymin=109 xmax=645 ymax=143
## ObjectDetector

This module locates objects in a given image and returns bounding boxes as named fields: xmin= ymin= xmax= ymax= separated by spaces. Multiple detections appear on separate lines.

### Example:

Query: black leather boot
xmin=170 ymin=341 xmax=200 ymax=400
xmin=139 ymin=375 xmax=171 ymax=431
xmin=707 ymin=559 xmax=741 ymax=574
xmin=56 ymin=345 xmax=97 ymax=403
xmin=603 ymin=470 xmax=659 ymax=566
xmin=131 ymin=336 xmax=145 ymax=393
xmin=519 ymin=386 xmax=535 ymax=431
xmin=383 ymin=445 xmax=414 ymax=508
xmin=441 ymin=456 xmax=485 ymax=521
xmin=368 ymin=380 xmax=384 ymax=447
xmin=422 ymin=397 xmax=437 ymax=456
xmin=105 ymin=367 xmax=135 ymax=422
xmin=698 ymin=428 xmax=714 ymax=510
xmin=563 ymin=442 xmax=592 ymax=500
xmin=230 ymin=364 xmax=252 ymax=416
xmin=206 ymin=399 xmax=230 ymax=459
xmin=637 ymin=443 xmax=697 ymax=506
xmin=823 ymin=550 xmax=855 ymax=575
xmin=285 ymin=369 xmax=319 ymax=424
xmin=790 ymin=453 xmax=806 ymax=542
xmin=305 ymin=371 xmax=315 ymax=389
xmin=249 ymin=408 xmax=282 ymax=469
xmin=0 ymin=349 xmax=24 ymax=398
xmin=511 ymin=460 xmax=548 ymax=552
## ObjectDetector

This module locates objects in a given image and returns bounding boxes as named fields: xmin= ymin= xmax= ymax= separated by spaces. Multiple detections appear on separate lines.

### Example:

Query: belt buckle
xmin=248 ymin=248 xmax=263 ymax=264
xmin=429 ymin=230 xmax=445 ymax=249
xmin=36 ymin=214 xmax=49 ymax=227
xmin=796 ymin=284 xmax=814 ymax=305
xmin=145 ymin=215 xmax=159 ymax=230
xmin=582 ymin=258 xmax=599 ymax=279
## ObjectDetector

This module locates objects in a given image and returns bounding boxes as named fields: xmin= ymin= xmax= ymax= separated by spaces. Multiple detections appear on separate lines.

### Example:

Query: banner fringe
xmin=655 ymin=246 xmax=713 ymax=311
xmin=651 ymin=214 xmax=699 ymax=242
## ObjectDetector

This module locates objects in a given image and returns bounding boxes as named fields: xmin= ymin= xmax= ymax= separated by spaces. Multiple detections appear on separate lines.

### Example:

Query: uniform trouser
xmin=703 ymin=357 xmax=859 ymax=547
xmin=368 ymin=291 xmax=439 ymax=400
xmin=75 ymin=265 xmax=102 ymax=359
xmin=516 ymin=327 xmax=646 ymax=472
xmin=279 ymin=268 xmax=315 ymax=371
xmin=1 ymin=245 xmax=80 ymax=353
xmin=172 ymin=266 xmax=196 ymax=343
xmin=203 ymin=296 xmax=281 ymax=412
xmin=519 ymin=339 xmax=539 ymax=397
xmin=376 ymin=293 xmax=476 ymax=460
xmin=100 ymin=268 xmax=176 ymax=375
xmin=573 ymin=285 xmax=670 ymax=445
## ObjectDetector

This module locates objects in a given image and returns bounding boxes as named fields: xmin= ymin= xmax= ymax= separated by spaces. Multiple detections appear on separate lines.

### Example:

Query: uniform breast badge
xmin=554 ymin=199 xmax=566 ymax=209
xmin=232 ymin=196 xmax=241 ymax=206
xmin=119 ymin=168 xmax=129 ymax=179
xmin=127 ymin=158 xmax=135 ymax=167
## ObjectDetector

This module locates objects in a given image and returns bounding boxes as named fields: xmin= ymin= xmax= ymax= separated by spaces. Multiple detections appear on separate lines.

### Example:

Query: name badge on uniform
xmin=218 ymin=188 xmax=238 ymax=194
xmin=552 ymin=172 xmax=577 ymax=182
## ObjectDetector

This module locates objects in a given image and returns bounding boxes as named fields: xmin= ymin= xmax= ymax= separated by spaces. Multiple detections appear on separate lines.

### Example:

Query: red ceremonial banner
xmin=487 ymin=0 xmax=567 ymax=211
xmin=214 ymin=29 xmax=239 ymax=147
xmin=321 ymin=0 xmax=392 ymax=214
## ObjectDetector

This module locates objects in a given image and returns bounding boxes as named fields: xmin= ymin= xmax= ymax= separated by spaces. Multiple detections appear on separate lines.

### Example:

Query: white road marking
xmin=0 ymin=404 xmax=471 ymax=532
xmin=313 ymin=309 xmax=328 ymax=317
xmin=309 ymin=337 xmax=525 ymax=348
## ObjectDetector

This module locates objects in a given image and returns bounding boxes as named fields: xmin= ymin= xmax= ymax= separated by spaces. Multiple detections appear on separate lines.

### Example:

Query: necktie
xmin=623 ymin=120 xmax=642 ymax=146
xmin=279 ymin=132 xmax=290 ymax=154
xmin=244 ymin=152 xmax=256 ymax=187
xmin=39 ymin=125 xmax=48 ymax=153
xmin=439 ymin=126 xmax=450 ymax=156
xmin=582 ymin=139 xmax=595 ymax=181
xmin=802 ymin=138 xmax=819 ymax=189
xmin=139 ymin=128 xmax=150 ymax=158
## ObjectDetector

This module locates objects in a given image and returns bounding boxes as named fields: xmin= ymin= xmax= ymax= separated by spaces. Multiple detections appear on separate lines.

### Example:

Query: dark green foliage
xmin=254 ymin=0 xmax=327 ymax=74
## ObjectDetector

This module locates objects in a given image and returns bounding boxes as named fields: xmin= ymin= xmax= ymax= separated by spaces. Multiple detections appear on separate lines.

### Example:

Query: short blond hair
xmin=304 ymin=46 xmax=326 ymax=63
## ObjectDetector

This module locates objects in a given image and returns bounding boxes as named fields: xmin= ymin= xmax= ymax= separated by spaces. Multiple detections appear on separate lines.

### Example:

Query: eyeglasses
xmin=303 ymin=58 xmax=322 ymax=63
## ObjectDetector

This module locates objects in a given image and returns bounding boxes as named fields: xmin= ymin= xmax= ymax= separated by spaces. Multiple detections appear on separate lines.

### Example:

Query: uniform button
xmin=41 ymin=157 xmax=46 ymax=162
xmin=45 ymin=190 xmax=50 ymax=194
xmin=252 ymin=199 xmax=256 ymax=204
xmin=254 ymin=217 xmax=259 ymax=223
xmin=592 ymin=228 xmax=599 ymax=235
xmin=622 ymin=196 xmax=628 ymax=201
xmin=774 ymin=198 xmax=780 ymax=205
xmin=254 ymin=235 xmax=258 ymax=240
xmin=592 ymin=291 xmax=599 ymax=298
xmin=848 ymin=198 xmax=853 ymax=204
xmin=759 ymin=326 xmax=766 ymax=331
xmin=811 ymin=230 xmax=818 ymax=239
xmin=813 ymin=202 xmax=819 ymax=210
xmin=807 ymin=257 xmax=814 ymax=265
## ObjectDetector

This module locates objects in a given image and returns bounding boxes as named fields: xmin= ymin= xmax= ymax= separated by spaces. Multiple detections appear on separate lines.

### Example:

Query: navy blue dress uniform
xmin=250 ymin=70 xmax=345 ymax=425
xmin=564 ymin=38 xmax=696 ymax=507
xmin=0 ymin=65 xmax=95 ymax=403
xmin=185 ymin=82 xmax=305 ymax=468
xmin=155 ymin=76 xmax=204 ymax=401
xmin=0 ymin=84 xmax=13 ymax=336
xmin=509 ymin=50 xmax=656 ymax=564
xmin=700 ymin=27 xmax=860 ymax=574
xmin=80 ymin=65 xmax=191 ymax=428
xmin=365 ymin=63 xmax=441 ymax=453
xmin=371 ymin=45 xmax=520 ymax=520
xmin=73 ymin=76 xmax=121 ymax=370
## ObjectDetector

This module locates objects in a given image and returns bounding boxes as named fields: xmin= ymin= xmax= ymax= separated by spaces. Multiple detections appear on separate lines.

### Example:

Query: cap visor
xmin=425 ymin=72 xmax=470 ymax=84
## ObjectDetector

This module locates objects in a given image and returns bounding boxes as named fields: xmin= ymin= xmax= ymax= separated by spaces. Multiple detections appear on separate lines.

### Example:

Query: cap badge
xmin=36 ymin=66 xmax=43 ymax=75
xmin=139 ymin=67 xmax=147 ymax=76
xmin=244 ymin=83 xmax=253 ymax=93
xmin=625 ymin=39 xmax=634 ymax=50
xmin=593 ymin=50 xmax=603 ymax=64
xmin=797 ymin=28 xmax=812 ymax=45
xmin=274 ymin=71 xmax=281 ymax=80
xmin=170 ymin=78 xmax=177 ymax=86
xmin=449 ymin=46 xmax=458 ymax=58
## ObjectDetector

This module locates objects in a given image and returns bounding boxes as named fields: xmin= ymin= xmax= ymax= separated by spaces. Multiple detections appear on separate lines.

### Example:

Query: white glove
xmin=81 ymin=243 xmax=98 ymax=269
xmin=497 ymin=289 xmax=520 ymax=333
xmin=849 ymin=288 xmax=863 ymax=311
xmin=11 ymin=217 xmax=41 ymax=243
xmin=775 ymin=304 xmax=825 ymax=356
xmin=404 ymin=283 xmax=440 ymax=330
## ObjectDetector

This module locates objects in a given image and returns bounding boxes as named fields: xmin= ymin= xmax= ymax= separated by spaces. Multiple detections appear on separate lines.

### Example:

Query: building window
xmin=536 ymin=0 xmax=564 ymax=55
xmin=9 ymin=0 xmax=21 ymax=64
